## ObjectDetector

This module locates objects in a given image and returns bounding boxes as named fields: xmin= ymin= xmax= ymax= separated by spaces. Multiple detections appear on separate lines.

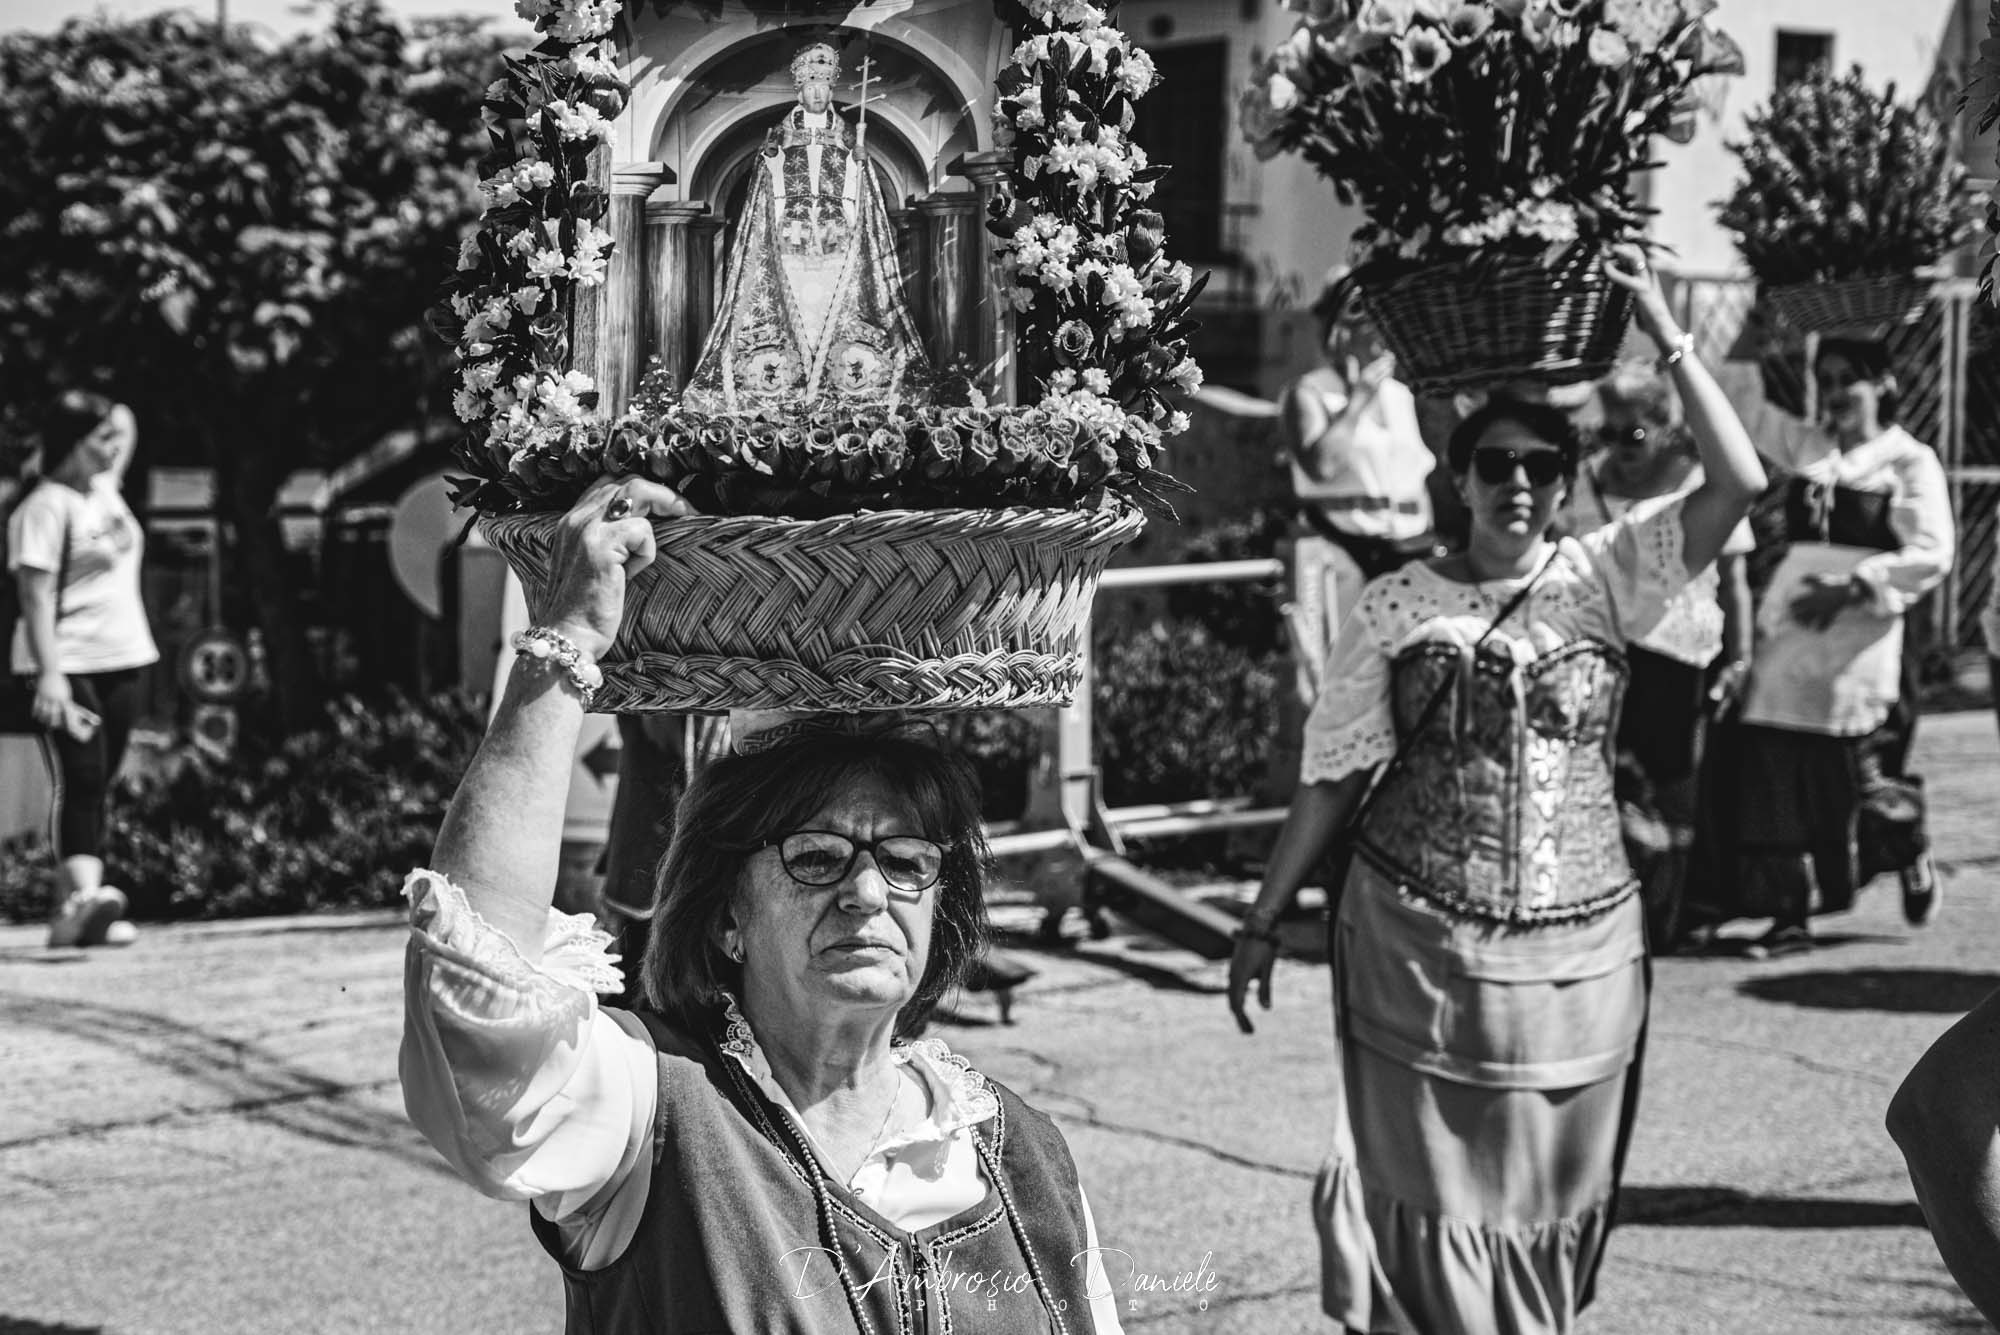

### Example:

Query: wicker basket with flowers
xmin=1241 ymin=0 xmax=1741 ymax=394
xmin=1718 ymin=64 xmax=1974 ymax=335
xmin=435 ymin=0 xmax=1202 ymax=712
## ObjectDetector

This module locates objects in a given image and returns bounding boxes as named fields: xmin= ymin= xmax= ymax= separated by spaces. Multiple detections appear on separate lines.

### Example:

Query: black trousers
xmin=47 ymin=668 xmax=143 ymax=860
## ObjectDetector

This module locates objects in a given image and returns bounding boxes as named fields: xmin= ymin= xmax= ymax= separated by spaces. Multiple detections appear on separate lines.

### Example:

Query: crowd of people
xmin=1272 ymin=268 xmax=1956 ymax=968
xmin=2 ymin=263 xmax=1979 ymax=1331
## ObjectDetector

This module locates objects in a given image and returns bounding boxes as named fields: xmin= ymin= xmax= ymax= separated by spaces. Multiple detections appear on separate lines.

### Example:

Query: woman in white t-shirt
xmin=8 ymin=391 xmax=159 ymax=948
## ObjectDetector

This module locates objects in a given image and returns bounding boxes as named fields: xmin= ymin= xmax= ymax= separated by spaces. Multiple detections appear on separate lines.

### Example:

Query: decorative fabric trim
xmin=1355 ymin=847 xmax=1640 ymax=928
xmin=715 ymin=994 xmax=999 ymax=1141
xmin=402 ymin=868 xmax=624 ymax=997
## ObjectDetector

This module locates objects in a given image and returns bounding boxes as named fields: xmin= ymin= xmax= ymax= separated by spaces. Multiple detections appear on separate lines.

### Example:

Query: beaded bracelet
xmin=511 ymin=627 xmax=604 ymax=710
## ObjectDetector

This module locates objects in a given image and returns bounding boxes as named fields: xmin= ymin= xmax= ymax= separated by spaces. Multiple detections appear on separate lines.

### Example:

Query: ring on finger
xmin=605 ymin=494 xmax=632 ymax=521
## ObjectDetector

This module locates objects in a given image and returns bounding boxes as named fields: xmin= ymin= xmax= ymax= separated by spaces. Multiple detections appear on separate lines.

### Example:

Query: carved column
xmin=914 ymin=192 xmax=980 ymax=378
xmin=687 ymin=213 xmax=726 ymax=358
xmin=569 ymin=146 xmax=614 ymax=397
xmin=949 ymin=149 xmax=1016 ymax=404
xmin=598 ymin=163 xmax=672 ymax=415
xmin=644 ymin=200 xmax=710 ymax=390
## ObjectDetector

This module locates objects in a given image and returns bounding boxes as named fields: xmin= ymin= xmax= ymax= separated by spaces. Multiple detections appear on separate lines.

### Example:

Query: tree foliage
xmin=0 ymin=3 xmax=504 ymax=731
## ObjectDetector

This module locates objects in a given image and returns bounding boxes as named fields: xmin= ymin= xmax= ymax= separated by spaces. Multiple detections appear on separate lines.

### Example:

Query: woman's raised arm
xmin=431 ymin=476 xmax=688 ymax=963
xmin=1603 ymin=246 xmax=1765 ymax=575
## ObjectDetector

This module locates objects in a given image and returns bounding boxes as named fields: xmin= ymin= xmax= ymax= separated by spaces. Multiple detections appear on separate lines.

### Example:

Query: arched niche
xmin=642 ymin=24 xmax=985 ymax=200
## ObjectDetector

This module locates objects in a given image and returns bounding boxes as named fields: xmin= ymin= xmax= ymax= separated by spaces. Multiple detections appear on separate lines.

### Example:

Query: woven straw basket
xmin=1763 ymin=275 xmax=1934 ymax=335
xmin=482 ymin=504 xmax=1144 ymax=713
xmin=1355 ymin=249 xmax=1634 ymax=395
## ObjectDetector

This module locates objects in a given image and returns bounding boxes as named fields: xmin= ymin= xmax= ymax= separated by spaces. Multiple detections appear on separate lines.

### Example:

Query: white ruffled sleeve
xmin=1300 ymin=587 xmax=1393 ymax=785
xmin=398 ymin=870 xmax=657 ymax=1231
xmin=1578 ymin=492 xmax=1691 ymax=646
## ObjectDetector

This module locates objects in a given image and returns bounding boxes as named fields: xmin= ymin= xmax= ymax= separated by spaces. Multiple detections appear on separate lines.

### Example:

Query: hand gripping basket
xmin=1761 ymin=274 xmax=1935 ymax=336
xmin=1354 ymin=247 xmax=1634 ymax=395
xmin=481 ymin=503 xmax=1145 ymax=712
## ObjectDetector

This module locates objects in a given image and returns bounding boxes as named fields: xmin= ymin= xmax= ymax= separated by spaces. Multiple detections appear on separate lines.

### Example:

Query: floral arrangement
xmin=476 ymin=368 xmax=1130 ymax=518
xmin=432 ymin=0 xmax=1201 ymax=518
xmin=1240 ymin=0 xmax=1741 ymax=276
xmin=988 ymin=0 xmax=1206 ymax=473
xmin=1718 ymin=65 xmax=1973 ymax=288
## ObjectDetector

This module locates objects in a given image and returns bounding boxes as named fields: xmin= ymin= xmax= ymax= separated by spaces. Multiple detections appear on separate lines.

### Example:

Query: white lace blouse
xmin=399 ymin=871 xmax=1123 ymax=1331
xmin=1558 ymin=464 xmax=1751 ymax=668
xmin=1301 ymin=497 xmax=1689 ymax=786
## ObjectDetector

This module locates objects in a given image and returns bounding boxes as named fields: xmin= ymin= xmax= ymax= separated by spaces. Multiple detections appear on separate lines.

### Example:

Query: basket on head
xmin=1354 ymin=248 xmax=1635 ymax=396
xmin=482 ymin=503 xmax=1145 ymax=712
xmin=1761 ymin=275 xmax=1935 ymax=336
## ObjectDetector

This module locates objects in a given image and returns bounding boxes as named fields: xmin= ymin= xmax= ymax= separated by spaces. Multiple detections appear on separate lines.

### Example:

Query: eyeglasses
xmin=1591 ymin=424 xmax=1650 ymax=450
xmin=762 ymin=830 xmax=947 ymax=893
xmin=1470 ymin=447 xmax=1566 ymax=487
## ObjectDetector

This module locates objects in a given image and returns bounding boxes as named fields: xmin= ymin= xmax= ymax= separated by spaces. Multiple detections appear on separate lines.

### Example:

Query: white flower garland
xmin=990 ymin=0 xmax=1201 ymax=464
xmin=438 ymin=0 xmax=1199 ymax=510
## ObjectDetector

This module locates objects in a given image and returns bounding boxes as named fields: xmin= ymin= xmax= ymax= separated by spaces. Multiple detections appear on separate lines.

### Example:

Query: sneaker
xmin=47 ymin=886 xmax=128 ymax=949
xmin=1901 ymin=853 xmax=1942 ymax=927
xmin=1747 ymin=924 xmax=1814 ymax=960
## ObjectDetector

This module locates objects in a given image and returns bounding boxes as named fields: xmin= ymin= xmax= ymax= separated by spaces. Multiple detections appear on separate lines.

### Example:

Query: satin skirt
xmin=1314 ymin=861 xmax=1648 ymax=1335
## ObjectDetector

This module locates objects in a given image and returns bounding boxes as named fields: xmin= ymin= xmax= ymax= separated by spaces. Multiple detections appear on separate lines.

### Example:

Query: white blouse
xmin=1739 ymin=426 xmax=1955 ymax=736
xmin=1559 ymin=463 xmax=1752 ymax=668
xmin=399 ymin=871 xmax=1123 ymax=1330
xmin=1301 ymin=497 xmax=1688 ymax=786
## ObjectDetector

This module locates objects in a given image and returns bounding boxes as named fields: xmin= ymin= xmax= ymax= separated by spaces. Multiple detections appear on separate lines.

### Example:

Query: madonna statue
xmin=681 ymin=40 xmax=932 ymax=414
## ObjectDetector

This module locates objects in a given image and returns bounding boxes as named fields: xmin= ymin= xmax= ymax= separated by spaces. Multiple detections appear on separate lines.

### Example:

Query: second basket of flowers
xmin=1718 ymin=63 xmax=1974 ymax=336
xmin=1242 ymin=0 xmax=1741 ymax=393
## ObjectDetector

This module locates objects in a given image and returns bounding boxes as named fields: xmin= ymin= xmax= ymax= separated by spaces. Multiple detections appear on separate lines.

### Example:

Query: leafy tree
xmin=0 ymin=2 xmax=503 ymax=732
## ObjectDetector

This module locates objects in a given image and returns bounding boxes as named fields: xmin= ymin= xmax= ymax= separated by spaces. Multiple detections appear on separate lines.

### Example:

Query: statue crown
xmin=790 ymin=42 xmax=841 ymax=87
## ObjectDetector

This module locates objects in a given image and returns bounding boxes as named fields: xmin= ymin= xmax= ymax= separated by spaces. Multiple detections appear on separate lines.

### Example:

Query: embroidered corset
xmin=1357 ymin=638 xmax=1636 ymax=925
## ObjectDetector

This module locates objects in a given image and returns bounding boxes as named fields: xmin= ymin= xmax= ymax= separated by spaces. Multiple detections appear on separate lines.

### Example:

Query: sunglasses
xmin=762 ymin=830 xmax=946 ymax=894
xmin=1470 ymin=447 xmax=1566 ymax=487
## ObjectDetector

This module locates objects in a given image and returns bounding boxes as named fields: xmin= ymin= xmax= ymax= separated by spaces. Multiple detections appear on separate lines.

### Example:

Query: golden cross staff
xmin=853 ymin=42 xmax=876 ymax=152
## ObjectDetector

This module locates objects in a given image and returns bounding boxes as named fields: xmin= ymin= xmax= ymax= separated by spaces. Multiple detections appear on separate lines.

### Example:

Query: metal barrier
xmin=986 ymin=557 xmax=1291 ymax=958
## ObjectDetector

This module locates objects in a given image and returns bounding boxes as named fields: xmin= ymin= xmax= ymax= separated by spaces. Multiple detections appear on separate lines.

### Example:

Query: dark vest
xmin=529 ymin=1009 xmax=1101 ymax=1335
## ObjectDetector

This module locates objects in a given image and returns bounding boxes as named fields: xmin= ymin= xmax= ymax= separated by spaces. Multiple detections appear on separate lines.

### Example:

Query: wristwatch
xmin=1236 ymin=906 xmax=1282 ymax=944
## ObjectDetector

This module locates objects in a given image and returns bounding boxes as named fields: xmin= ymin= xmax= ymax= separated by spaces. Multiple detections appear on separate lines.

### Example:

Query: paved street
xmin=2 ymin=709 xmax=1996 ymax=1334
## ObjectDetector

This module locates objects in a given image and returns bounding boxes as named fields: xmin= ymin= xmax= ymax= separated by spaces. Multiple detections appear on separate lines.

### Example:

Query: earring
xmin=725 ymin=939 xmax=744 ymax=964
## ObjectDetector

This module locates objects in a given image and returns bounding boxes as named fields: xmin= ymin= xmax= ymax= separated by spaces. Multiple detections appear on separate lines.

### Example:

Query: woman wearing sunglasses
xmin=400 ymin=477 xmax=1124 ymax=1332
xmin=1555 ymin=366 xmax=1756 ymax=952
xmin=1229 ymin=245 xmax=1764 ymax=1335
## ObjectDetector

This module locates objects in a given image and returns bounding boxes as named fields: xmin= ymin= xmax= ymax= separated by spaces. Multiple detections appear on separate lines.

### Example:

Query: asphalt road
xmin=2 ymin=710 xmax=1997 ymax=1334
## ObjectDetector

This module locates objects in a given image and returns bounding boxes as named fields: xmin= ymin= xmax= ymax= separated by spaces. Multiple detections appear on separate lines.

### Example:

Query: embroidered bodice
xmin=1303 ymin=496 xmax=1692 ymax=924
xmin=1357 ymin=638 xmax=1633 ymax=924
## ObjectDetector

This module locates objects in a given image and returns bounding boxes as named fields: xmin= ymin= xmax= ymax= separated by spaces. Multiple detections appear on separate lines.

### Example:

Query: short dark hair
xmin=641 ymin=733 xmax=991 ymax=1040
xmin=41 ymin=389 xmax=117 ymax=470
xmin=1446 ymin=396 xmax=1584 ymax=477
xmin=1815 ymin=336 xmax=1900 ymax=425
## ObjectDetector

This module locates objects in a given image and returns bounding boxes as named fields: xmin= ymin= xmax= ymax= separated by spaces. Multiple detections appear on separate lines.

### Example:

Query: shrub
xmin=1094 ymin=617 xmax=1281 ymax=810
xmin=0 ymin=690 xmax=486 ymax=923
xmin=1163 ymin=508 xmax=1290 ymax=656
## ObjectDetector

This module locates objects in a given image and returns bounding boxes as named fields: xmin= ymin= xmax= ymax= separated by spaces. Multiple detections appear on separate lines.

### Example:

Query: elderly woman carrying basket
xmin=1228 ymin=248 xmax=1765 ymax=1334
xmin=400 ymin=477 xmax=1124 ymax=1333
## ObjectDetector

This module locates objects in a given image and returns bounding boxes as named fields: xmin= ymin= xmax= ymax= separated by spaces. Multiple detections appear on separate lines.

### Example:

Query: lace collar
xmin=717 ymin=992 xmax=998 ymax=1149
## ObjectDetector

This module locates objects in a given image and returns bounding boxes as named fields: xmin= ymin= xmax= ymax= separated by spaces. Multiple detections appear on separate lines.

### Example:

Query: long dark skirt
xmin=1614 ymin=648 xmax=1710 ymax=949
xmin=1695 ymin=654 xmax=1927 ymax=928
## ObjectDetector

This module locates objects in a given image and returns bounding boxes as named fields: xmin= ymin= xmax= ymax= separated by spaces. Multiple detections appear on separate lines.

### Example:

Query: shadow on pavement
xmin=0 ymin=1319 xmax=105 ymax=1334
xmin=1619 ymin=1185 xmax=1926 ymax=1228
xmin=0 ymin=991 xmax=450 ymax=1177
xmin=1736 ymin=968 xmax=2000 ymax=1014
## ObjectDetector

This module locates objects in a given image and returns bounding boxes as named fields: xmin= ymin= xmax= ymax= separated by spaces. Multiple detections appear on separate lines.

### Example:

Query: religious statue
xmin=681 ymin=40 xmax=932 ymax=414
